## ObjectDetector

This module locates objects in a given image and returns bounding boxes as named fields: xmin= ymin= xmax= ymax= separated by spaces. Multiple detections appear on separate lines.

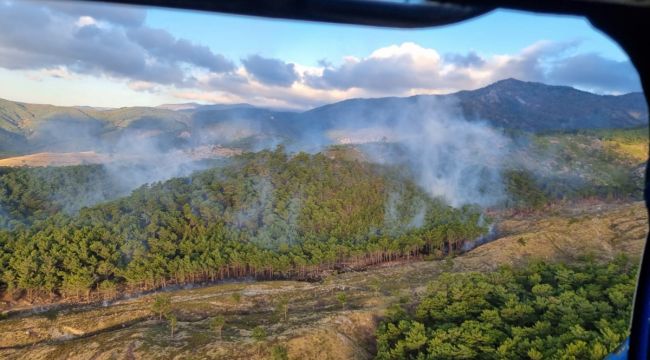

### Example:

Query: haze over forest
xmin=0 ymin=77 xmax=647 ymax=358
xmin=1 ymin=78 xmax=647 ymax=207
xmin=0 ymin=2 xmax=648 ymax=358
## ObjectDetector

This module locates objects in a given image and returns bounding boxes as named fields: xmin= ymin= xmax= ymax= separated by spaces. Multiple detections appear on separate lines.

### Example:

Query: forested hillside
xmin=1 ymin=121 xmax=646 ymax=301
xmin=376 ymin=258 xmax=636 ymax=360
xmin=0 ymin=165 xmax=125 ymax=228
xmin=503 ymin=127 xmax=646 ymax=209
xmin=0 ymin=149 xmax=487 ymax=300
xmin=0 ymin=123 xmax=645 ymax=358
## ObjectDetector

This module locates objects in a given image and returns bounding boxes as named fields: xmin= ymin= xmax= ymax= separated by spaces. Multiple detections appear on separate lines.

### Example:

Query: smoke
xmin=462 ymin=223 xmax=498 ymax=251
xmin=194 ymin=119 xmax=259 ymax=144
xmin=397 ymin=98 xmax=508 ymax=206
xmin=383 ymin=188 xmax=429 ymax=237
xmin=230 ymin=176 xmax=301 ymax=249
xmin=30 ymin=116 xmax=109 ymax=152
xmin=101 ymin=129 xmax=204 ymax=191
xmin=234 ymin=176 xmax=274 ymax=230
xmin=408 ymin=206 xmax=427 ymax=229
xmin=321 ymin=97 xmax=511 ymax=207
xmin=23 ymin=117 xmax=220 ymax=211
xmin=18 ymin=95 xmax=510 ymax=211
xmin=0 ymin=203 xmax=9 ymax=228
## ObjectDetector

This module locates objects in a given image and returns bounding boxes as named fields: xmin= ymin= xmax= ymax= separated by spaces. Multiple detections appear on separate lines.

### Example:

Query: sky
xmin=0 ymin=0 xmax=642 ymax=110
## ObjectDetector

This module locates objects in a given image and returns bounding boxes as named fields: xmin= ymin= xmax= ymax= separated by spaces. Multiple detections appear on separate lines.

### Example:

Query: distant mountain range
xmin=454 ymin=79 xmax=647 ymax=131
xmin=0 ymin=79 xmax=647 ymax=155
xmin=155 ymin=102 xmax=257 ymax=111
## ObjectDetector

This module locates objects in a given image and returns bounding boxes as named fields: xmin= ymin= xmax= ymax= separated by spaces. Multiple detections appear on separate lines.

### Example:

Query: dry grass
xmin=0 ymin=201 xmax=647 ymax=359
xmin=604 ymin=140 xmax=649 ymax=163
xmin=0 ymin=146 xmax=241 ymax=168
xmin=0 ymin=151 xmax=107 ymax=167
xmin=458 ymin=201 xmax=647 ymax=271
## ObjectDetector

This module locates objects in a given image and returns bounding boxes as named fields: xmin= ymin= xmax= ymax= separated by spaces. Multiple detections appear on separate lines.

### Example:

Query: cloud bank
xmin=0 ymin=0 xmax=231 ymax=87
xmin=0 ymin=0 xmax=642 ymax=109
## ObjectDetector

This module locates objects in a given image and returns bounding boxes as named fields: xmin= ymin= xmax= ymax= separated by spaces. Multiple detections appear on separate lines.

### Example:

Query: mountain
xmin=156 ymin=102 xmax=202 ymax=111
xmin=0 ymin=79 xmax=647 ymax=155
xmin=156 ymin=102 xmax=255 ymax=111
xmin=0 ymin=98 xmax=188 ymax=134
xmin=452 ymin=78 xmax=648 ymax=131
xmin=0 ymin=99 xmax=193 ymax=153
xmin=187 ymin=107 xmax=299 ymax=146
xmin=0 ymin=98 xmax=296 ymax=154
xmin=297 ymin=79 xmax=648 ymax=133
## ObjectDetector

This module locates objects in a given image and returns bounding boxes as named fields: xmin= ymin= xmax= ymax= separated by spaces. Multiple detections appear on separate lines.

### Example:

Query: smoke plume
xmin=18 ymin=95 xmax=511 ymax=211
xmin=321 ymin=97 xmax=511 ymax=207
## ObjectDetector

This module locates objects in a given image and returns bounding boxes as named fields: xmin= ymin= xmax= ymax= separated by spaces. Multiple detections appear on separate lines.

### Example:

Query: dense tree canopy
xmin=0 ymin=140 xmax=642 ymax=303
xmin=0 ymin=149 xmax=488 ymax=299
xmin=376 ymin=257 xmax=636 ymax=360
xmin=0 ymin=165 xmax=125 ymax=228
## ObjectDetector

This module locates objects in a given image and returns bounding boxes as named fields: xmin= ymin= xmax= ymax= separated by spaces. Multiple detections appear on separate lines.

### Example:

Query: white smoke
xmin=101 ymin=129 xmax=204 ymax=191
xmin=232 ymin=176 xmax=301 ymax=249
xmin=235 ymin=176 xmax=274 ymax=229
xmin=23 ymin=96 xmax=510 ymax=209
xmin=0 ymin=203 xmax=9 ymax=227
xmin=401 ymin=100 xmax=509 ymax=207
xmin=326 ymin=97 xmax=510 ymax=207
xmin=384 ymin=190 xmax=428 ymax=235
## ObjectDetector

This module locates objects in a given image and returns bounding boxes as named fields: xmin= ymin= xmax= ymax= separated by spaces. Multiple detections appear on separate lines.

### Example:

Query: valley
xmin=0 ymin=79 xmax=647 ymax=359
xmin=1 ymin=1 xmax=648 ymax=357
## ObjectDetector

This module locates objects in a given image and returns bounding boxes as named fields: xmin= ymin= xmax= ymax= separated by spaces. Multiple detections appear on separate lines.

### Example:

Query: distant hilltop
xmin=1 ymin=78 xmax=647 ymax=155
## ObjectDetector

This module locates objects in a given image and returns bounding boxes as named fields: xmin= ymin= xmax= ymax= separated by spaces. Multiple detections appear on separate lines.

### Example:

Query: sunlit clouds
xmin=0 ymin=0 xmax=642 ymax=109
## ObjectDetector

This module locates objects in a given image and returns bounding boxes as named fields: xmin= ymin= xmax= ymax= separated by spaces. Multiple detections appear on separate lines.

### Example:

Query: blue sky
xmin=147 ymin=8 xmax=627 ymax=65
xmin=0 ymin=1 xmax=641 ymax=109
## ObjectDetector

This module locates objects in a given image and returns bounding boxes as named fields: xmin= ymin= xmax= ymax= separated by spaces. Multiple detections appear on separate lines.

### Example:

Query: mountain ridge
xmin=0 ymin=79 xmax=647 ymax=154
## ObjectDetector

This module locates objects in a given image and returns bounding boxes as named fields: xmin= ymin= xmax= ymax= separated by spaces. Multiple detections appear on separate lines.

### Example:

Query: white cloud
xmin=127 ymin=80 xmax=159 ymax=92
xmin=370 ymin=42 xmax=441 ymax=64
xmin=0 ymin=0 xmax=640 ymax=109
xmin=0 ymin=1 xmax=231 ymax=87
xmin=75 ymin=15 xmax=97 ymax=27
xmin=26 ymin=66 xmax=76 ymax=81
xmin=169 ymin=40 xmax=640 ymax=109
